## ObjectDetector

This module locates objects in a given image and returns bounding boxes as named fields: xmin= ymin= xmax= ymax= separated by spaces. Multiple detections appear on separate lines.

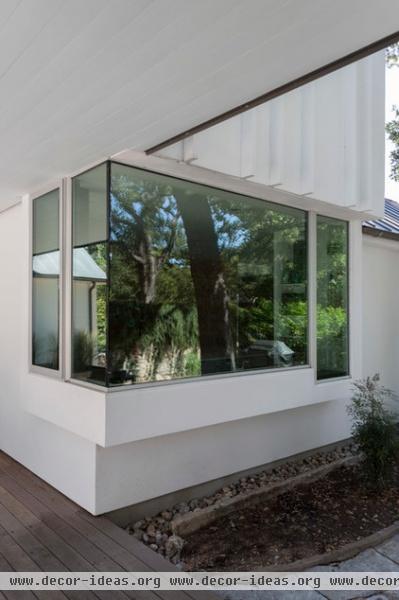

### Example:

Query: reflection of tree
xmin=210 ymin=197 xmax=307 ymax=363
xmin=386 ymin=43 xmax=399 ymax=181
xmin=110 ymin=170 xmax=309 ymax=382
xmin=110 ymin=174 xmax=199 ymax=380
xmin=175 ymin=191 xmax=235 ymax=374
xmin=111 ymin=177 xmax=179 ymax=304
xmin=317 ymin=219 xmax=348 ymax=378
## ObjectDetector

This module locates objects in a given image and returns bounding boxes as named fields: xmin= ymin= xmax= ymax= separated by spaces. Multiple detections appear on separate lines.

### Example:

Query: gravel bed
xmin=126 ymin=443 xmax=357 ymax=567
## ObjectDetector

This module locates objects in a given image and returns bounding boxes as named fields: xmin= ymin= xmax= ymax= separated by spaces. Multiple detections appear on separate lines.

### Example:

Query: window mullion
xmin=63 ymin=177 xmax=73 ymax=381
xmin=308 ymin=211 xmax=317 ymax=374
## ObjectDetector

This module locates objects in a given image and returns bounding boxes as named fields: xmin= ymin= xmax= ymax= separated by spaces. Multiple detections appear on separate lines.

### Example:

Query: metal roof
xmin=363 ymin=198 xmax=399 ymax=238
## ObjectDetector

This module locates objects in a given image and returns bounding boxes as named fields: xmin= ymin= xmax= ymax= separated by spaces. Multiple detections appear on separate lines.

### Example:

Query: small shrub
xmin=347 ymin=374 xmax=399 ymax=488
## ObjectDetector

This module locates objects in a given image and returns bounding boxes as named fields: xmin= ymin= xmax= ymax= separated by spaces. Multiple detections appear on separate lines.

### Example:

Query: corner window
xmin=72 ymin=163 xmax=108 ymax=385
xmin=71 ymin=162 xmax=308 ymax=386
xmin=32 ymin=189 xmax=60 ymax=370
xmin=316 ymin=215 xmax=349 ymax=380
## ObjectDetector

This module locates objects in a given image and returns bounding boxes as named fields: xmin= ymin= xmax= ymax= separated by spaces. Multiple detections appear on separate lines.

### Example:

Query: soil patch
xmin=182 ymin=464 xmax=399 ymax=570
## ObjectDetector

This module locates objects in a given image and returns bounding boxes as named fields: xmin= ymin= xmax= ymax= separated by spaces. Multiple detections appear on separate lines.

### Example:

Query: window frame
xmin=69 ymin=158 xmax=315 ymax=390
xmin=70 ymin=161 xmax=110 ymax=386
xmin=29 ymin=182 xmax=64 ymax=378
xmin=39 ymin=153 xmax=356 ymax=391
xmin=315 ymin=214 xmax=350 ymax=383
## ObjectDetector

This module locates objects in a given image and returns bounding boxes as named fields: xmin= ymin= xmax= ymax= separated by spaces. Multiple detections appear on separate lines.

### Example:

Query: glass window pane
xmin=73 ymin=164 xmax=108 ymax=247
xmin=33 ymin=189 xmax=59 ymax=255
xmin=72 ymin=163 xmax=108 ymax=385
xmin=32 ymin=189 xmax=60 ymax=370
xmin=316 ymin=215 xmax=349 ymax=380
xmin=108 ymin=162 xmax=308 ymax=385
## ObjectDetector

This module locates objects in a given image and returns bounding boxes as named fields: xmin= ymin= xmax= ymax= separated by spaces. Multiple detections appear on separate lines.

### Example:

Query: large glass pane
xmin=32 ymin=189 xmax=60 ymax=370
xmin=317 ymin=215 xmax=349 ymax=380
xmin=72 ymin=164 xmax=108 ymax=384
xmin=108 ymin=163 xmax=308 ymax=385
xmin=73 ymin=164 xmax=108 ymax=248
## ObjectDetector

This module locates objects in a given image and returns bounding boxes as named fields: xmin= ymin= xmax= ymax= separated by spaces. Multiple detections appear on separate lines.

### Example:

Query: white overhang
xmin=156 ymin=52 xmax=386 ymax=217
xmin=0 ymin=0 xmax=398 ymax=211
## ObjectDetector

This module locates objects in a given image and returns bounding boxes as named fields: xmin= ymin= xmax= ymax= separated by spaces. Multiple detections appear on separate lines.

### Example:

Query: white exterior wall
xmin=0 ymin=185 xmax=365 ymax=515
xmin=0 ymin=187 xmax=394 ymax=516
xmin=96 ymin=400 xmax=351 ymax=514
xmin=0 ymin=48 xmax=389 ymax=514
xmin=362 ymin=235 xmax=399 ymax=397
xmin=1 ymin=161 xmax=393 ymax=516
xmin=1 ymin=157 xmax=391 ymax=516
xmin=92 ymin=231 xmax=399 ymax=514
xmin=0 ymin=202 xmax=99 ymax=513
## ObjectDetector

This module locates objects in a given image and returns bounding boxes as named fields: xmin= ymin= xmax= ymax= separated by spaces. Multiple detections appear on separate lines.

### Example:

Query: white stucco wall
xmin=0 ymin=202 xmax=98 ymax=512
xmin=0 ymin=196 xmax=362 ymax=515
xmin=0 ymin=191 xmax=367 ymax=515
xmin=92 ymin=231 xmax=399 ymax=514
xmin=362 ymin=234 xmax=399 ymax=397
xmin=0 ymin=183 xmax=395 ymax=516
xmin=96 ymin=398 xmax=351 ymax=514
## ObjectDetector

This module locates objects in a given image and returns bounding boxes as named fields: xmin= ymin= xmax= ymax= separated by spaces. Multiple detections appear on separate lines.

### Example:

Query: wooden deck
xmin=0 ymin=451 xmax=216 ymax=600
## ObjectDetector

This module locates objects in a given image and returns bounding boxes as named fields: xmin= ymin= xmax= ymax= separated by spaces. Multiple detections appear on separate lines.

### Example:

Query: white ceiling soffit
xmin=0 ymin=0 xmax=398 ymax=211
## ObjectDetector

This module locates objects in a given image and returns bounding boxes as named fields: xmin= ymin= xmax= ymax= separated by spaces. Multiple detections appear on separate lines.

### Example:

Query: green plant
xmin=347 ymin=374 xmax=399 ymax=488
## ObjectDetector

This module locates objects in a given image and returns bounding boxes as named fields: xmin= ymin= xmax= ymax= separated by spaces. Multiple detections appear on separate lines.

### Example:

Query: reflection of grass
xmin=139 ymin=304 xmax=199 ymax=378
xmin=32 ymin=332 xmax=59 ymax=370
xmin=184 ymin=352 xmax=201 ymax=377
xmin=73 ymin=331 xmax=94 ymax=373
xmin=96 ymin=285 xmax=106 ymax=352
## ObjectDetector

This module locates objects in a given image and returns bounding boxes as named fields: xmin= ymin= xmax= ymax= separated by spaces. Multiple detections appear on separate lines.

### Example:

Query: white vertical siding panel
xmin=367 ymin=51 xmax=385 ymax=217
xmin=240 ymin=110 xmax=256 ymax=178
xmin=280 ymin=89 xmax=302 ymax=193
xmin=253 ymin=103 xmax=271 ymax=185
xmin=157 ymin=140 xmax=184 ymax=162
xmin=183 ymin=136 xmax=197 ymax=163
xmin=300 ymin=83 xmax=315 ymax=196
xmin=357 ymin=57 xmax=373 ymax=211
xmin=269 ymin=98 xmax=284 ymax=186
xmin=311 ymin=71 xmax=345 ymax=206
xmin=156 ymin=54 xmax=385 ymax=217
xmin=342 ymin=62 xmax=359 ymax=207
xmin=194 ymin=117 xmax=241 ymax=176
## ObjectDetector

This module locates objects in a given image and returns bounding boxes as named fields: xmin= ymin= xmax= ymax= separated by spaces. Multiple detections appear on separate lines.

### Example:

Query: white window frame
xmin=29 ymin=151 xmax=358 ymax=391
xmin=60 ymin=152 xmax=356 ymax=391
xmin=313 ymin=214 xmax=351 ymax=384
xmin=29 ymin=181 xmax=64 ymax=378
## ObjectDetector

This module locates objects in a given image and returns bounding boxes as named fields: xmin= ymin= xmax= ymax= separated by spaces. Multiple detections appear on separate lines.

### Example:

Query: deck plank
xmin=0 ymin=453 xmax=213 ymax=600
xmin=0 ymin=474 xmax=147 ymax=600
xmin=0 ymin=524 xmax=67 ymax=600
xmin=0 ymin=502 xmax=96 ymax=600
xmin=0 ymin=460 xmax=190 ymax=600
xmin=0 ymin=486 xmax=131 ymax=600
